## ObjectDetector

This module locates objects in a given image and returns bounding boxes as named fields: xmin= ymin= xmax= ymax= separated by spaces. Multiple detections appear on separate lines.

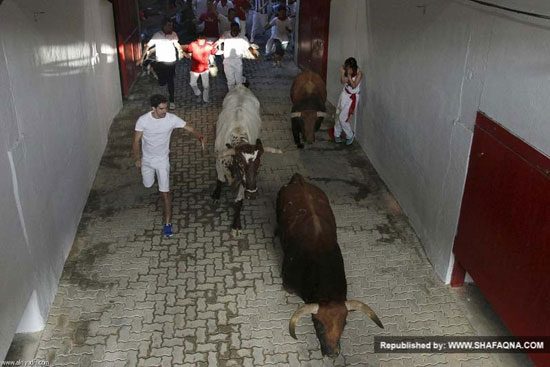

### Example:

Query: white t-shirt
xmin=220 ymin=32 xmax=251 ymax=60
xmin=268 ymin=17 xmax=292 ymax=42
xmin=148 ymin=31 xmax=180 ymax=63
xmin=135 ymin=111 xmax=186 ymax=165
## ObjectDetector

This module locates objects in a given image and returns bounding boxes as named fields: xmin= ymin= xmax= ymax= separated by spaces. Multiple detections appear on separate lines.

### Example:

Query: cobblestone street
xmin=32 ymin=50 xmax=504 ymax=367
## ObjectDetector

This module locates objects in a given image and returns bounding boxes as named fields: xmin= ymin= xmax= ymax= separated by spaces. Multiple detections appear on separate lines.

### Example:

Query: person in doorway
xmin=335 ymin=57 xmax=362 ymax=145
xmin=133 ymin=94 xmax=206 ymax=238
xmin=264 ymin=5 xmax=292 ymax=67
xmin=137 ymin=18 xmax=182 ymax=110
xmin=250 ymin=0 xmax=270 ymax=43
xmin=182 ymin=33 xmax=218 ymax=103
xmin=286 ymin=0 xmax=296 ymax=51
xmin=215 ymin=21 xmax=259 ymax=90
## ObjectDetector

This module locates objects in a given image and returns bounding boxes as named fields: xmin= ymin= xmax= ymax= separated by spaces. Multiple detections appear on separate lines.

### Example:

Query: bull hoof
xmin=232 ymin=228 xmax=242 ymax=237
xmin=297 ymin=143 xmax=304 ymax=149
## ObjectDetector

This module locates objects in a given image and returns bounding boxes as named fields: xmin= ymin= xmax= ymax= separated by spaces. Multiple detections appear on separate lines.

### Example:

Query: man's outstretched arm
xmin=183 ymin=125 xmax=206 ymax=151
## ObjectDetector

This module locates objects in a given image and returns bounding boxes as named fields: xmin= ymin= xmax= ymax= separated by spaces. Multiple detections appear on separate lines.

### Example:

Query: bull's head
xmin=219 ymin=139 xmax=282 ymax=199
xmin=289 ymin=300 xmax=384 ymax=358
xmin=291 ymin=110 xmax=327 ymax=144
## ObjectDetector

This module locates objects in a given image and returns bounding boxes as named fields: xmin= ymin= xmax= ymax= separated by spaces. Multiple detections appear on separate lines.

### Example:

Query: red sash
xmin=344 ymin=87 xmax=357 ymax=122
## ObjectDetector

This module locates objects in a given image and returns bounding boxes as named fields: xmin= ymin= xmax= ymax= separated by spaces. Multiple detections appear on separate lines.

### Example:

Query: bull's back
xmin=277 ymin=174 xmax=337 ymax=250
xmin=290 ymin=71 xmax=327 ymax=106
xmin=278 ymin=174 xmax=347 ymax=303
xmin=215 ymin=85 xmax=262 ymax=153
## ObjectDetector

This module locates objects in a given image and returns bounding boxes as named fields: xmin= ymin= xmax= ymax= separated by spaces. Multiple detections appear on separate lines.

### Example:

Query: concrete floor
xmin=5 ymin=43 xmax=533 ymax=366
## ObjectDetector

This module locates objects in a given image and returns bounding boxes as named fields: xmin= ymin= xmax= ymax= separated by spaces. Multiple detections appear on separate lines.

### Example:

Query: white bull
xmin=212 ymin=85 xmax=282 ymax=235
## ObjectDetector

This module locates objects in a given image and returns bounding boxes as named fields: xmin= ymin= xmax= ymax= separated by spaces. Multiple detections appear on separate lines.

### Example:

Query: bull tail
xmin=290 ymin=173 xmax=306 ymax=186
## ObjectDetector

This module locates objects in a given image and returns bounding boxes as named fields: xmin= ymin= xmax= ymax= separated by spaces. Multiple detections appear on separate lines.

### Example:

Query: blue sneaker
xmin=346 ymin=135 xmax=355 ymax=145
xmin=335 ymin=136 xmax=343 ymax=143
xmin=163 ymin=223 xmax=173 ymax=238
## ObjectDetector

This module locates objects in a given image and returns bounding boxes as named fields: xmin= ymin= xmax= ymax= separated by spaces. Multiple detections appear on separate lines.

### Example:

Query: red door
xmin=297 ymin=0 xmax=331 ymax=81
xmin=113 ymin=0 xmax=141 ymax=97
xmin=453 ymin=112 xmax=550 ymax=366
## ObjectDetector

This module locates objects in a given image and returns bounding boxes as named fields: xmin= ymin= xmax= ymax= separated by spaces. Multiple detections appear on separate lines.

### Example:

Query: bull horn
xmin=345 ymin=300 xmax=384 ymax=329
xmin=218 ymin=148 xmax=235 ymax=157
xmin=290 ymin=111 xmax=302 ymax=118
xmin=289 ymin=303 xmax=319 ymax=339
xmin=316 ymin=111 xmax=328 ymax=117
xmin=263 ymin=147 xmax=283 ymax=154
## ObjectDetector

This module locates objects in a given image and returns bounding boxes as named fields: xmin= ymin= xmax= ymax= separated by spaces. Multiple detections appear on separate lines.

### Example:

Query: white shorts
xmin=141 ymin=162 xmax=170 ymax=192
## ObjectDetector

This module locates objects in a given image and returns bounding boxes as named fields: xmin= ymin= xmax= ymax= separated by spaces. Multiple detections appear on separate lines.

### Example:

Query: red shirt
xmin=199 ymin=11 xmax=220 ymax=38
xmin=233 ymin=0 xmax=250 ymax=20
xmin=187 ymin=41 xmax=217 ymax=73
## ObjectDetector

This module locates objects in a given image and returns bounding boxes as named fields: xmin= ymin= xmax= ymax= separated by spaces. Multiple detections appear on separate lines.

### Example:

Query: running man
xmin=132 ymin=94 xmax=206 ymax=237
xmin=137 ymin=18 xmax=182 ymax=110
xmin=182 ymin=33 xmax=218 ymax=103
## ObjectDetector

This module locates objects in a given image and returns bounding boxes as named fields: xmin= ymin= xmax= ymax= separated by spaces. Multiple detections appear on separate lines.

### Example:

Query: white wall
xmin=0 ymin=0 xmax=122 ymax=359
xmin=327 ymin=0 xmax=550 ymax=282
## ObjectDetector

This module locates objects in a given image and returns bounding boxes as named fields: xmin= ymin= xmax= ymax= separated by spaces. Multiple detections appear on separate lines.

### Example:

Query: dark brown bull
xmin=276 ymin=173 xmax=383 ymax=357
xmin=290 ymin=71 xmax=328 ymax=148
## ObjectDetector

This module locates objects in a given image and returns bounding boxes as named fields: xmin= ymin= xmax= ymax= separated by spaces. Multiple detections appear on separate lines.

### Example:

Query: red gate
xmin=452 ymin=112 xmax=550 ymax=366
xmin=113 ymin=0 xmax=141 ymax=97
xmin=297 ymin=0 xmax=331 ymax=81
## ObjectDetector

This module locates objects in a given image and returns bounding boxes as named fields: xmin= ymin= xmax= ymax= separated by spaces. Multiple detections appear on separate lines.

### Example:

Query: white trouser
xmin=223 ymin=59 xmax=243 ymax=90
xmin=335 ymin=91 xmax=359 ymax=139
xmin=189 ymin=70 xmax=210 ymax=101
xmin=141 ymin=160 xmax=170 ymax=192
xmin=250 ymin=12 xmax=267 ymax=42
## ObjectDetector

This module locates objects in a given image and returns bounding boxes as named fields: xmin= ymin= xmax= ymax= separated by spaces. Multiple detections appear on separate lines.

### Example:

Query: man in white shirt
xmin=216 ymin=22 xmax=259 ymax=90
xmin=138 ymin=19 xmax=182 ymax=110
xmin=132 ymin=94 xmax=206 ymax=238
xmin=250 ymin=0 xmax=270 ymax=43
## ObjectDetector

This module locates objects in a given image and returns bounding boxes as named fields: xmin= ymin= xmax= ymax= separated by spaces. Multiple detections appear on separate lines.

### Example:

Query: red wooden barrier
xmin=453 ymin=112 xmax=550 ymax=366
xmin=113 ymin=0 xmax=141 ymax=97
xmin=297 ymin=0 xmax=330 ymax=81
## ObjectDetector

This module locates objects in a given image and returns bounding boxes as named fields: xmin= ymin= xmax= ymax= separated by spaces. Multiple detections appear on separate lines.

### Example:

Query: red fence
xmin=297 ymin=0 xmax=331 ymax=81
xmin=453 ymin=112 xmax=550 ymax=366
xmin=113 ymin=0 xmax=141 ymax=97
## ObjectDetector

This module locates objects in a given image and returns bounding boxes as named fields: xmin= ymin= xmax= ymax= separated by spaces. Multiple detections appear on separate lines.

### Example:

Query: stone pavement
xmin=30 ymin=49 xmax=513 ymax=366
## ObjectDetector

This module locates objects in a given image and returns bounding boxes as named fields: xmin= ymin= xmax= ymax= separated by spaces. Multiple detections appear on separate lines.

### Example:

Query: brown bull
xmin=290 ymin=71 xmax=328 ymax=148
xmin=276 ymin=173 xmax=383 ymax=357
